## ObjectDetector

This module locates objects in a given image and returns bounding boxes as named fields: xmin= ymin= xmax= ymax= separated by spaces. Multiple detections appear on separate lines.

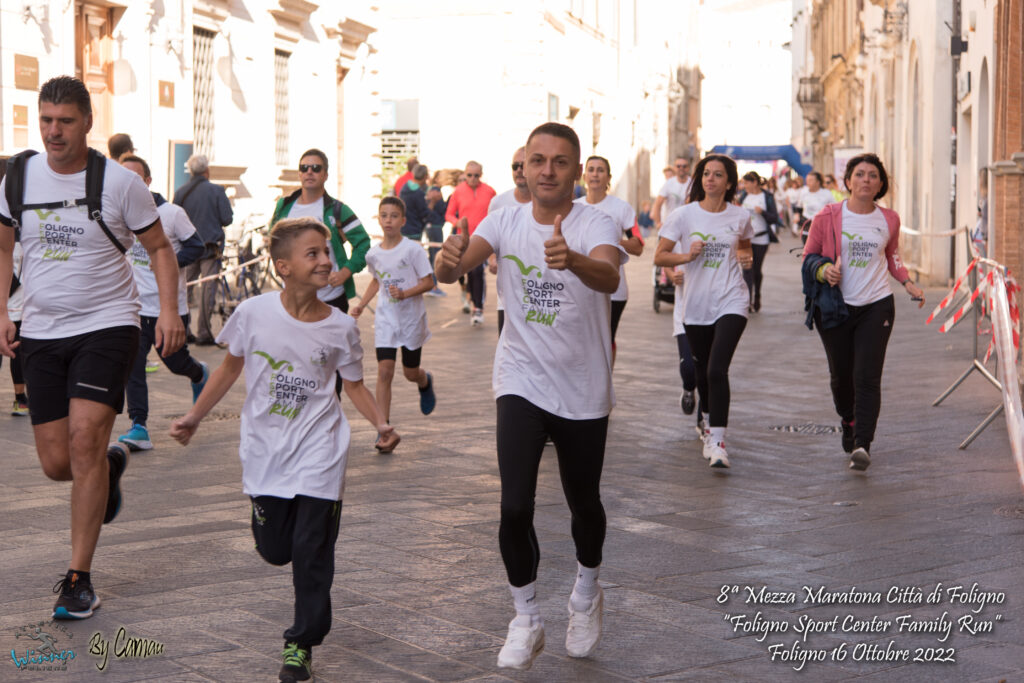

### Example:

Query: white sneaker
xmin=566 ymin=587 xmax=603 ymax=658
xmin=497 ymin=615 xmax=545 ymax=670
xmin=703 ymin=441 xmax=730 ymax=468
xmin=471 ymin=310 xmax=484 ymax=326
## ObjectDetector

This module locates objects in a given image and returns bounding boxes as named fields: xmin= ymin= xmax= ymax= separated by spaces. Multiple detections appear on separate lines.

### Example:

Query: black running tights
xmin=684 ymin=314 xmax=747 ymax=427
xmin=496 ymin=395 xmax=608 ymax=587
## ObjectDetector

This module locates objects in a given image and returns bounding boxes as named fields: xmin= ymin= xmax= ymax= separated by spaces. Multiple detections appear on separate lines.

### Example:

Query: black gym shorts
xmin=20 ymin=325 xmax=140 ymax=425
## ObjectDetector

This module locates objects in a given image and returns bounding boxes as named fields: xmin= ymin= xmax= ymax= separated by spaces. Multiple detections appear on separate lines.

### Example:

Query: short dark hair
xmin=119 ymin=154 xmax=151 ymax=178
xmin=39 ymin=76 xmax=92 ymax=117
xmin=585 ymin=155 xmax=611 ymax=174
xmin=379 ymin=195 xmax=406 ymax=216
xmin=526 ymin=122 xmax=581 ymax=163
xmin=299 ymin=148 xmax=328 ymax=172
xmin=843 ymin=153 xmax=889 ymax=200
xmin=270 ymin=217 xmax=329 ymax=262
xmin=108 ymin=133 xmax=134 ymax=160
xmin=687 ymin=154 xmax=739 ymax=204
xmin=742 ymin=171 xmax=762 ymax=184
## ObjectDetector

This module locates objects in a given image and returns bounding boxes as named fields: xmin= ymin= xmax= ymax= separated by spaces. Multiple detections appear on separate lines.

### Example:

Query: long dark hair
xmin=687 ymin=154 xmax=738 ymax=204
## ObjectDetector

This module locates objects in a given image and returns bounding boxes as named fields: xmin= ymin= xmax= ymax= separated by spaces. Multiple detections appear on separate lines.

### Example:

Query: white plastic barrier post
xmin=990 ymin=268 xmax=1024 ymax=491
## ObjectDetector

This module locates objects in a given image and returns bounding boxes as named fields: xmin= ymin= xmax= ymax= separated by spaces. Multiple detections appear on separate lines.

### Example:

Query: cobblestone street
xmin=2 ymin=235 xmax=1022 ymax=682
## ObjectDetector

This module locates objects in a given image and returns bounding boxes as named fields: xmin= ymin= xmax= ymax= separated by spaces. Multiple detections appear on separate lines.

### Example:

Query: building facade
xmin=371 ymin=0 xmax=701 ymax=208
xmin=0 ymin=1 xmax=380 ymax=225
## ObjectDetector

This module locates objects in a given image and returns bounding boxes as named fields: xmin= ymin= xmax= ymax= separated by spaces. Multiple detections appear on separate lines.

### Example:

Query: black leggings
xmin=610 ymin=300 xmax=626 ymax=342
xmin=467 ymin=263 xmax=486 ymax=310
xmin=496 ymin=395 xmax=608 ymax=587
xmin=684 ymin=314 xmax=747 ymax=427
xmin=814 ymin=295 xmax=894 ymax=450
xmin=742 ymin=243 xmax=769 ymax=302
xmin=251 ymin=495 xmax=342 ymax=648
xmin=675 ymin=333 xmax=696 ymax=391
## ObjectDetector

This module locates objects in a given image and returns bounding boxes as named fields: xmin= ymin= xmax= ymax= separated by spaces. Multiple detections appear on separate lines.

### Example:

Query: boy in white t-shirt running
xmin=170 ymin=217 xmax=398 ymax=683
xmin=351 ymin=197 xmax=437 ymax=451
xmin=117 ymin=154 xmax=208 ymax=451
xmin=437 ymin=123 xmax=624 ymax=671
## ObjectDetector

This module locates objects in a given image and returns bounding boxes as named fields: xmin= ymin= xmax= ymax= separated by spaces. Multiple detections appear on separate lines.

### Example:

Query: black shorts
xmin=375 ymin=346 xmax=422 ymax=368
xmin=610 ymin=299 xmax=627 ymax=341
xmin=20 ymin=325 xmax=140 ymax=425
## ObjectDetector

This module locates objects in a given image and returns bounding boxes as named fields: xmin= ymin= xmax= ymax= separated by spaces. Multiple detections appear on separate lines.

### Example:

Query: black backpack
xmin=4 ymin=148 xmax=126 ymax=254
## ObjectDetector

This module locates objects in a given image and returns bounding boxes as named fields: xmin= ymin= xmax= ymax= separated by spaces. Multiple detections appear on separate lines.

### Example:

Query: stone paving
xmin=1 ymin=234 xmax=1023 ymax=682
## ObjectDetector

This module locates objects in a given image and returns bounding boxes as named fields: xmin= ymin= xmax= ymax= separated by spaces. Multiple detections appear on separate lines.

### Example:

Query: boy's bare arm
xmin=170 ymin=353 xmax=245 ymax=445
xmin=342 ymin=378 xmax=398 ymax=448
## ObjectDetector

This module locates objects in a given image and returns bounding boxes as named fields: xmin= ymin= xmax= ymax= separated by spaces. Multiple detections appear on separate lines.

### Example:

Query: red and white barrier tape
xmin=900 ymin=224 xmax=972 ymax=238
xmin=926 ymin=257 xmax=978 ymax=325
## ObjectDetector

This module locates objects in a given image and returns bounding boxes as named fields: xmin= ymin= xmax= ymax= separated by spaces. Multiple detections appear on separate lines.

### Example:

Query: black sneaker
xmin=841 ymin=420 xmax=855 ymax=453
xmin=279 ymin=642 xmax=312 ymax=682
xmin=52 ymin=571 xmax=100 ymax=619
xmin=419 ymin=372 xmax=436 ymax=415
xmin=680 ymin=390 xmax=695 ymax=415
xmin=104 ymin=443 xmax=129 ymax=524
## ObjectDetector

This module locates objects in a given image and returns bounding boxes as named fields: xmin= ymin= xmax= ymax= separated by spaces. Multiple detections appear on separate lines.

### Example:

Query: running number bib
xmin=475 ymin=203 xmax=625 ymax=420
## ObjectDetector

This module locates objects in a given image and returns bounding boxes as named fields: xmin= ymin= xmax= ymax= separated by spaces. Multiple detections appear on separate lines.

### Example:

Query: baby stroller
xmin=652 ymin=266 xmax=675 ymax=313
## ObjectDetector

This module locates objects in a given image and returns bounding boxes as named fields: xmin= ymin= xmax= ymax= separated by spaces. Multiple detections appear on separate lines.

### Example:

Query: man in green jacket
xmin=269 ymin=148 xmax=370 ymax=312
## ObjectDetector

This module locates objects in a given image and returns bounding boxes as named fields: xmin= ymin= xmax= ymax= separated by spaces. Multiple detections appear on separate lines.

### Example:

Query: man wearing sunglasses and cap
xmin=270 ymin=149 xmax=371 ymax=313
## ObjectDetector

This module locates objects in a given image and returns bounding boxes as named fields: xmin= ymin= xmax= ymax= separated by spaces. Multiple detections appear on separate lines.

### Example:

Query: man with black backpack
xmin=269 ymin=148 xmax=370 ymax=313
xmin=0 ymin=75 xmax=184 ymax=620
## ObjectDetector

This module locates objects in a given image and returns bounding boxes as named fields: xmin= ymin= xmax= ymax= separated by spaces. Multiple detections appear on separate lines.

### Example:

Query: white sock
xmin=509 ymin=582 xmax=541 ymax=622
xmin=709 ymin=426 xmax=726 ymax=445
xmin=701 ymin=413 xmax=710 ymax=430
xmin=570 ymin=563 xmax=599 ymax=609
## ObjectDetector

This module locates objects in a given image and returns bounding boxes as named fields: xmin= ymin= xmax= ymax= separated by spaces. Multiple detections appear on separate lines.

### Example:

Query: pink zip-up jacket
xmin=802 ymin=201 xmax=910 ymax=284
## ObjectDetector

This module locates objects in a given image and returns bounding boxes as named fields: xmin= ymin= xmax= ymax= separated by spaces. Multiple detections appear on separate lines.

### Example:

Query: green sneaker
xmin=279 ymin=642 xmax=311 ymax=682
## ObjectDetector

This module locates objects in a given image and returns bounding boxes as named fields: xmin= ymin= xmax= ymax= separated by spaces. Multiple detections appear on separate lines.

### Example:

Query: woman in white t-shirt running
xmin=803 ymin=154 xmax=925 ymax=472
xmin=574 ymin=155 xmax=643 ymax=365
xmin=800 ymin=172 xmax=835 ymax=243
xmin=654 ymin=154 xmax=754 ymax=468
xmin=351 ymin=197 xmax=437 ymax=452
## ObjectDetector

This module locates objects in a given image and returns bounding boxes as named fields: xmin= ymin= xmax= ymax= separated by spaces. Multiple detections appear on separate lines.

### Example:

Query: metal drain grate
xmin=994 ymin=505 xmax=1024 ymax=520
xmin=769 ymin=423 xmax=841 ymax=435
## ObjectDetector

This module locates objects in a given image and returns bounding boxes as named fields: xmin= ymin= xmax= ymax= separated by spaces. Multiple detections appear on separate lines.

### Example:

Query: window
xmin=274 ymin=49 xmax=290 ymax=165
xmin=193 ymin=27 xmax=216 ymax=159
xmin=548 ymin=93 xmax=560 ymax=122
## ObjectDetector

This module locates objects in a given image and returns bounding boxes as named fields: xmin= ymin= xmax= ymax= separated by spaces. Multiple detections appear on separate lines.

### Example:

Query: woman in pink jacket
xmin=803 ymin=154 xmax=925 ymax=472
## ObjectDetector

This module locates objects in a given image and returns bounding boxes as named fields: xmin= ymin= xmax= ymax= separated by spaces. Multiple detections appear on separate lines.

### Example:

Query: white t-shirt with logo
xmin=217 ymin=291 xmax=364 ymax=501
xmin=659 ymin=202 xmax=754 ymax=326
xmin=741 ymin=192 xmax=770 ymax=246
xmin=365 ymin=237 xmax=433 ymax=350
xmin=474 ymin=203 xmax=626 ymax=420
xmin=658 ymin=176 xmax=692 ymax=218
xmin=574 ymin=195 xmax=637 ymax=302
xmin=128 ymin=201 xmax=196 ymax=317
xmin=839 ymin=203 xmax=892 ymax=306
xmin=283 ymin=197 xmax=347 ymax=302
xmin=801 ymin=187 xmax=835 ymax=221
xmin=0 ymin=153 xmax=159 ymax=338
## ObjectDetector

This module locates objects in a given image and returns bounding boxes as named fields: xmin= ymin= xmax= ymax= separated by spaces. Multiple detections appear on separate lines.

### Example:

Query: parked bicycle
xmin=213 ymin=213 xmax=279 ymax=327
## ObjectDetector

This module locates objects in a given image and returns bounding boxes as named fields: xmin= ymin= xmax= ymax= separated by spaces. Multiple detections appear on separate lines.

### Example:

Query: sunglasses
xmin=465 ymin=173 xmax=481 ymax=178
xmin=511 ymin=162 xmax=524 ymax=171
xmin=299 ymin=164 xmax=323 ymax=173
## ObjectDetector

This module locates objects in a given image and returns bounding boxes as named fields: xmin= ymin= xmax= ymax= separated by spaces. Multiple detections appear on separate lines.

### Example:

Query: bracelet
xmin=900 ymin=279 xmax=910 ymax=286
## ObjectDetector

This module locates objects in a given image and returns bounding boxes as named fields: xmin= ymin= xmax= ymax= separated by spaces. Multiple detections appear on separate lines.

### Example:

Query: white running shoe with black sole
xmin=703 ymin=441 xmax=730 ymax=468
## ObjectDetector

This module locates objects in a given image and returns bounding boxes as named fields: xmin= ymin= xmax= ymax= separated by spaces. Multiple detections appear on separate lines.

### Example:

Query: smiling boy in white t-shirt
xmin=170 ymin=217 xmax=398 ymax=683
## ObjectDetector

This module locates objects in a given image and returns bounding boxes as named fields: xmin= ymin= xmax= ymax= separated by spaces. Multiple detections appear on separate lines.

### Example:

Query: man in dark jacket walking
xmin=174 ymin=154 xmax=232 ymax=344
